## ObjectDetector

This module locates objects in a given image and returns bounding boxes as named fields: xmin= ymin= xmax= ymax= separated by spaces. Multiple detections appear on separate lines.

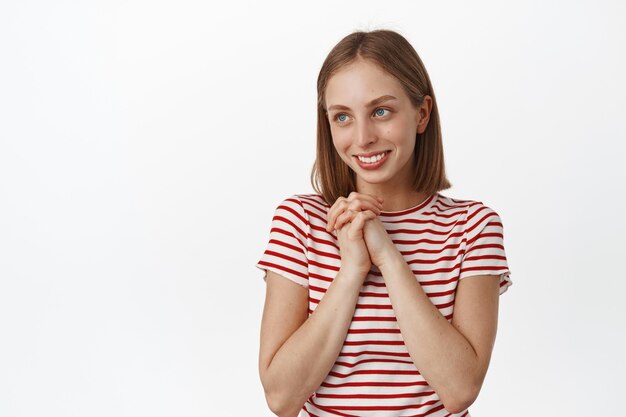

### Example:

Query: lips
xmin=354 ymin=150 xmax=390 ymax=158
xmin=354 ymin=150 xmax=391 ymax=170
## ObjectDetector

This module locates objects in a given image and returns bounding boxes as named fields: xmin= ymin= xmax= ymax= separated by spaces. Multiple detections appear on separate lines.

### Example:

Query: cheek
xmin=331 ymin=131 xmax=350 ymax=151
xmin=386 ymin=120 xmax=416 ymax=143
xmin=331 ymin=136 xmax=353 ymax=163
xmin=382 ymin=126 xmax=402 ymax=143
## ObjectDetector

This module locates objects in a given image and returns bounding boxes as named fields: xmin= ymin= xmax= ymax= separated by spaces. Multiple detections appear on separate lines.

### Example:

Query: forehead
xmin=325 ymin=60 xmax=405 ymax=107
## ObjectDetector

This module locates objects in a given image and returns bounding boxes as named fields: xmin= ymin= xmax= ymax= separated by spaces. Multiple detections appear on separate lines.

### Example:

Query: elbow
xmin=264 ymin=390 xmax=285 ymax=416
xmin=264 ymin=388 xmax=304 ymax=417
xmin=260 ymin=361 xmax=313 ymax=416
xmin=443 ymin=398 xmax=473 ymax=415
xmin=260 ymin=367 xmax=303 ymax=417
xmin=441 ymin=383 xmax=480 ymax=414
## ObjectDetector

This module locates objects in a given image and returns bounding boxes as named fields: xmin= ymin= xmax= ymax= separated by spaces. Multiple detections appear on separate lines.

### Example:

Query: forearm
xmin=379 ymin=251 xmax=479 ymax=409
xmin=264 ymin=270 xmax=363 ymax=416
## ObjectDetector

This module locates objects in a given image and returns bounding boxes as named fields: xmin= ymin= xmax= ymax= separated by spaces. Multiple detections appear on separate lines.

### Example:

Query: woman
xmin=256 ymin=29 xmax=512 ymax=417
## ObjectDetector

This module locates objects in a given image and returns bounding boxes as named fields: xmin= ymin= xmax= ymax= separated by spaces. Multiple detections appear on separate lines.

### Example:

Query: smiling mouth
xmin=355 ymin=151 xmax=389 ymax=163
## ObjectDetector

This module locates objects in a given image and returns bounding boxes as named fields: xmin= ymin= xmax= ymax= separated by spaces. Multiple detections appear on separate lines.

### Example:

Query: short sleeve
xmin=255 ymin=195 xmax=310 ymax=288
xmin=460 ymin=203 xmax=513 ymax=295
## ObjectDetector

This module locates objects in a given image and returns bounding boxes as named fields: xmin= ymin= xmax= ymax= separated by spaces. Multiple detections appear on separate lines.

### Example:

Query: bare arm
xmin=379 ymin=250 xmax=500 ymax=413
xmin=259 ymin=269 xmax=363 ymax=417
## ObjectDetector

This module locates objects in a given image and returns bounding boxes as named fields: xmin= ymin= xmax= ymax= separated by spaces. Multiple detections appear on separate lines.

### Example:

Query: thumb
xmin=348 ymin=210 xmax=376 ymax=239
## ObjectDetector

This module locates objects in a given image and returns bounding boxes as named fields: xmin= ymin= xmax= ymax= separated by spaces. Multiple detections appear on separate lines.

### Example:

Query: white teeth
xmin=358 ymin=152 xmax=386 ymax=163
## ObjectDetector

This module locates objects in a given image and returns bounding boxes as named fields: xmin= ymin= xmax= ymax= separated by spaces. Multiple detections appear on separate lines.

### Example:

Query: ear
xmin=416 ymin=95 xmax=433 ymax=134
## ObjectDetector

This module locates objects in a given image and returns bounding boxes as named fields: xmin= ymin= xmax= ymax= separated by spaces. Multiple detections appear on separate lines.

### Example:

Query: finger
xmin=328 ymin=194 xmax=382 ymax=232
xmin=335 ymin=199 xmax=381 ymax=231
xmin=329 ymin=196 xmax=380 ymax=231
xmin=335 ymin=209 xmax=357 ymax=231
xmin=352 ymin=209 xmax=376 ymax=230
xmin=348 ymin=191 xmax=383 ymax=206
xmin=346 ymin=198 xmax=382 ymax=216
xmin=326 ymin=198 xmax=348 ymax=232
xmin=348 ymin=210 xmax=377 ymax=238
xmin=348 ymin=192 xmax=384 ymax=211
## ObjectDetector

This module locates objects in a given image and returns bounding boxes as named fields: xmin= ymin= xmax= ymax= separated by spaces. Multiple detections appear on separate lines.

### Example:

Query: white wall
xmin=1 ymin=0 xmax=624 ymax=415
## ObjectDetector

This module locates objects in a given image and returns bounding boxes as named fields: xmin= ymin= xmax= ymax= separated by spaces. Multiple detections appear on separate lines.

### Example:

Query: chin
xmin=356 ymin=172 xmax=392 ymax=183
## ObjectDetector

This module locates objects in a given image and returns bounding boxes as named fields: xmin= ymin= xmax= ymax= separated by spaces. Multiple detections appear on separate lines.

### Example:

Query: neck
xmin=356 ymin=183 xmax=430 ymax=212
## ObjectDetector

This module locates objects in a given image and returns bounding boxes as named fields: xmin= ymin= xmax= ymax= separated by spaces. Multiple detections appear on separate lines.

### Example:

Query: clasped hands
xmin=325 ymin=191 xmax=399 ymax=270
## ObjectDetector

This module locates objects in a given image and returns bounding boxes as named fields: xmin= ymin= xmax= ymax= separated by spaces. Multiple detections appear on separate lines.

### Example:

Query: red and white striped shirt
xmin=256 ymin=192 xmax=512 ymax=417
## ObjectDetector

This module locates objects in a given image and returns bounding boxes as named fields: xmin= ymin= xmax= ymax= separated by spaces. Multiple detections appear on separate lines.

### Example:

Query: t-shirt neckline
xmin=379 ymin=193 xmax=438 ymax=217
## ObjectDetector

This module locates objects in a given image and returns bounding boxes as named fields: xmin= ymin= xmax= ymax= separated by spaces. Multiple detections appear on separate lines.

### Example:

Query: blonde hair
xmin=310 ymin=29 xmax=452 ymax=205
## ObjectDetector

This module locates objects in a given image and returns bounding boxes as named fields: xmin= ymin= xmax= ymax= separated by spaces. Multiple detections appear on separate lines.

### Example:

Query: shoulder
xmin=277 ymin=193 xmax=327 ymax=208
xmin=292 ymin=193 xmax=331 ymax=217
xmin=273 ymin=193 xmax=329 ymax=226
xmin=293 ymin=193 xmax=329 ymax=207
xmin=435 ymin=193 xmax=502 ymax=227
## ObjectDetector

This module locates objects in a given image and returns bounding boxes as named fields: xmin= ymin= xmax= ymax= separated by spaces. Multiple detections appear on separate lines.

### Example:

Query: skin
xmin=324 ymin=57 xmax=433 ymax=213
xmin=322 ymin=58 xmax=501 ymax=413
xmin=257 ymin=58 xmax=500 ymax=416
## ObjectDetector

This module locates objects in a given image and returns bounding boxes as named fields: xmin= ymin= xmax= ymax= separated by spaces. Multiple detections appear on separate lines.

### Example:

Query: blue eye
xmin=333 ymin=108 xmax=390 ymax=124
xmin=333 ymin=113 xmax=348 ymax=123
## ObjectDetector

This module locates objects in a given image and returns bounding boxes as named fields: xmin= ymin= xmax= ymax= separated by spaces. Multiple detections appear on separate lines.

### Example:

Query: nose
xmin=355 ymin=117 xmax=377 ymax=147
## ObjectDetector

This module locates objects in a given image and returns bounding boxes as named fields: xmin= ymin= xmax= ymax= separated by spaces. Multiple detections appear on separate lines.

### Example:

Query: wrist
xmin=377 ymin=246 xmax=405 ymax=273
xmin=337 ymin=267 xmax=368 ymax=283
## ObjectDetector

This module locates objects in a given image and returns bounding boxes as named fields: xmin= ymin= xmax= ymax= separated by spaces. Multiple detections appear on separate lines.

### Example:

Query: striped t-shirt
xmin=256 ymin=192 xmax=512 ymax=417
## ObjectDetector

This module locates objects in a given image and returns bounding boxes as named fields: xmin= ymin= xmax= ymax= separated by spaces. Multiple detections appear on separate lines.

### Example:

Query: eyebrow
xmin=327 ymin=95 xmax=398 ymax=112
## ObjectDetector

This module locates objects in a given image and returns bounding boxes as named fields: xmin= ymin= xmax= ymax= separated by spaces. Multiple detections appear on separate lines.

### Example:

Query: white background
xmin=1 ymin=0 xmax=625 ymax=415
